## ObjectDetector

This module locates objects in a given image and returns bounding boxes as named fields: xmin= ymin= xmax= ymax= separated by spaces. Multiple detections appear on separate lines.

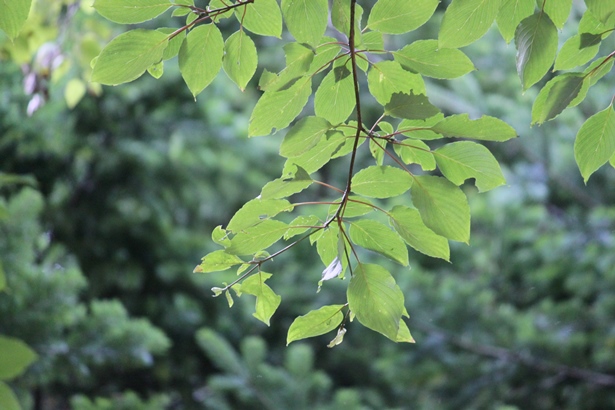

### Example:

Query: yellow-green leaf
xmin=0 ymin=382 xmax=20 ymax=410
xmin=281 ymin=0 xmax=328 ymax=46
xmin=367 ymin=0 xmax=438 ymax=34
xmin=93 ymin=0 xmax=171 ymax=24
xmin=439 ymin=0 xmax=501 ymax=49
xmin=392 ymin=40 xmax=475 ymax=79
xmin=0 ymin=336 xmax=37 ymax=381
xmin=179 ymin=24 xmax=224 ymax=98
xmin=389 ymin=205 xmax=450 ymax=261
xmin=314 ymin=65 xmax=356 ymax=125
xmin=367 ymin=61 xmax=425 ymax=105
xmin=237 ymin=0 xmax=283 ymax=37
xmin=287 ymin=305 xmax=345 ymax=345
xmin=349 ymin=220 xmax=409 ymax=266
xmin=223 ymin=30 xmax=258 ymax=91
xmin=240 ymin=272 xmax=281 ymax=326
xmin=496 ymin=0 xmax=535 ymax=43
xmin=0 ymin=0 xmax=32 ymax=39
xmin=574 ymin=104 xmax=615 ymax=183
xmin=351 ymin=166 xmax=413 ymax=199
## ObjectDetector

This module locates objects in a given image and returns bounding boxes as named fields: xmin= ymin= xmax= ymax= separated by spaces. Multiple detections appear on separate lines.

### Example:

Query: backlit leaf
xmin=92 ymin=29 xmax=169 ymax=85
xmin=385 ymin=92 xmax=440 ymax=120
xmin=226 ymin=220 xmax=289 ymax=255
xmin=515 ymin=12 xmax=558 ymax=90
xmin=532 ymin=74 xmax=588 ymax=124
xmin=351 ymin=166 xmax=413 ymax=199
xmin=431 ymin=114 xmax=517 ymax=142
xmin=227 ymin=199 xmax=293 ymax=233
xmin=260 ymin=165 xmax=312 ymax=199
xmin=348 ymin=263 xmax=404 ymax=341
xmin=331 ymin=0 xmax=363 ymax=38
xmin=496 ymin=0 xmax=535 ymax=43
xmin=240 ymin=272 xmax=281 ymax=325
xmin=287 ymin=305 xmax=345 ymax=345
xmin=393 ymin=139 xmax=436 ymax=171
xmin=249 ymin=77 xmax=312 ymax=136
xmin=93 ymin=0 xmax=171 ymax=24
xmin=396 ymin=320 xmax=416 ymax=343
xmin=367 ymin=61 xmax=426 ymax=105
xmin=554 ymin=33 xmax=601 ymax=71
xmin=411 ymin=175 xmax=470 ymax=243
xmin=0 ymin=0 xmax=32 ymax=39
xmin=349 ymin=220 xmax=409 ymax=266
xmin=223 ymin=30 xmax=258 ymax=91
xmin=284 ymin=215 xmax=320 ymax=240
xmin=280 ymin=116 xmax=332 ymax=158
xmin=541 ymin=0 xmax=572 ymax=28
xmin=439 ymin=0 xmax=500 ymax=49
xmin=314 ymin=65 xmax=356 ymax=125
xmin=330 ymin=196 xmax=375 ymax=218
xmin=196 ymin=250 xmax=245 ymax=273
xmin=281 ymin=0 xmax=328 ymax=45
xmin=237 ymin=0 xmax=283 ymax=37
xmin=389 ymin=205 xmax=450 ymax=261
xmin=283 ymin=131 xmax=345 ymax=174
xmin=574 ymin=104 xmax=615 ymax=183
xmin=393 ymin=40 xmax=475 ymax=79
xmin=367 ymin=0 xmax=438 ymax=34
xmin=435 ymin=141 xmax=506 ymax=192
xmin=585 ymin=0 xmax=615 ymax=24
xmin=179 ymin=24 xmax=224 ymax=97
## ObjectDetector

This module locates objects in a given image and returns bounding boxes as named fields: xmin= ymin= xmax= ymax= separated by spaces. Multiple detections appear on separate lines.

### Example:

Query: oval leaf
xmin=574 ymin=104 xmax=615 ymax=183
xmin=92 ymin=29 xmax=169 ymax=85
xmin=93 ymin=0 xmax=171 ymax=24
xmin=314 ymin=65 xmax=356 ymax=125
xmin=349 ymin=219 xmax=409 ymax=266
xmin=367 ymin=0 xmax=438 ymax=34
xmin=287 ymin=305 xmax=345 ymax=345
xmin=237 ymin=0 xmax=283 ymax=37
xmin=367 ymin=61 xmax=426 ymax=105
xmin=351 ymin=166 xmax=413 ymax=199
xmin=496 ymin=0 xmax=535 ymax=43
xmin=515 ymin=12 xmax=558 ymax=90
xmin=240 ymin=272 xmax=281 ymax=326
xmin=393 ymin=40 xmax=475 ymax=79
xmin=431 ymin=114 xmax=517 ymax=142
xmin=385 ymin=92 xmax=440 ymax=120
xmin=439 ymin=0 xmax=500 ymax=49
xmin=179 ymin=24 xmax=224 ymax=98
xmin=389 ymin=205 xmax=450 ymax=261
xmin=281 ymin=0 xmax=328 ymax=45
xmin=223 ymin=30 xmax=258 ymax=91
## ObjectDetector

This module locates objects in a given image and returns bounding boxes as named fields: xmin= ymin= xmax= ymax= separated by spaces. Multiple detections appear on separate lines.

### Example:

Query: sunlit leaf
xmin=314 ymin=65 xmax=356 ymax=125
xmin=331 ymin=0 xmax=363 ymax=38
xmin=389 ymin=205 xmax=450 ymax=261
xmin=393 ymin=40 xmax=475 ymax=79
xmin=93 ymin=0 xmax=171 ymax=24
xmin=179 ymin=24 xmax=224 ymax=97
xmin=349 ymin=220 xmax=409 ymax=266
xmin=237 ymin=0 xmax=283 ymax=37
xmin=223 ymin=30 xmax=258 ymax=91
xmin=92 ymin=30 xmax=169 ymax=85
xmin=240 ymin=272 xmax=281 ymax=325
xmin=585 ymin=0 xmax=615 ymax=24
xmin=281 ymin=0 xmax=328 ymax=45
xmin=327 ymin=326 xmax=347 ymax=348
xmin=541 ymin=0 xmax=572 ymax=28
xmin=227 ymin=199 xmax=293 ymax=233
xmin=393 ymin=139 xmax=436 ymax=170
xmin=554 ymin=33 xmax=601 ymax=71
xmin=411 ymin=175 xmax=470 ymax=243
xmin=439 ymin=0 xmax=500 ymax=49
xmin=287 ymin=305 xmax=345 ymax=345
xmin=496 ymin=0 xmax=535 ymax=43
xmin=0 ymin=0 xmax=32 ymax=39
xmin=226 ymin=220 xmax=289 ymax=255
xmin=283 ymin=131 xmax=345 ymax=174
xmin=396 ymin=319 xmax=415 ymax=343
xmin=435 ymin=141 xmax=506 ymax=192
xmin=515 ymin=12 xmax=558 ymax=90
xmin=195 ymin=250 xmax=245 ymax=273
xmin=280 ymin=117 xmax=332 ymax=158
xmin=367 ymin=0 xmax=438 ymax=34
xmin=574 ymin=104 xmax=615 ymax=183
xmin=347 ymin=263 xmax=404 ymax=341
xmin=351 ymin=166 xmax=413 ymax=198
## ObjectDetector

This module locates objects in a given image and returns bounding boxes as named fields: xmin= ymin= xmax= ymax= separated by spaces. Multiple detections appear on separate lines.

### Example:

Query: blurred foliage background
xmin=1 ymin=1 xmax=615 ymax=409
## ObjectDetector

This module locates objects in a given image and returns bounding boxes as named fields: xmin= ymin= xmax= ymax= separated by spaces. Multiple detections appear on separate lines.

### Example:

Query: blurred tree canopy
xmin=1 ymin=1 xmax=615 ymax=409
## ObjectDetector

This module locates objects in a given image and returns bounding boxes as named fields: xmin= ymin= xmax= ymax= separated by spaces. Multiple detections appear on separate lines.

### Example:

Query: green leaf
xmin=0 ymin=382 xmax=20 ymax=410
xmin=398 ymin=114 xmax=445 ymax=140
xmin=208 ymin=0 xmax=234 ymax=20
xmin=393 ymin=139 xmax=436 ymax=171
xmin=237 ymin=0 xmax=283 ymax=38
xmin=227 ymin=199 xmax=293 ymax=233
xmin=287 ymin=305 xmax=345 ymax=345
xmin=212 ymin=225 xmax=231 ymax=247
xmin=541 ymin=0 xmax=572 ymax=28
xmin=531 ymin=74 xmax=588 ymax=125
xmin=396 ymin=319 xmax=415 ymax=343
xmin=351 ymin=166 xmax=413 ymax=199
xmin=389 ymin=205 xmax=450 ymax=261
xmin=0 ymin=336 xmax=37 ymax=380
xmin=431 ymin=114 xmax=518 ymax=142
xmin=367 ymin=61 xmax=426 ymax=105
xmin=0 ymin=0 xmax=32 ymax=39
xmin=93 ymin=0 xmax=171 ymax=24
xmin=179 ymin=24 xmax=224 ymax=98
xmin=439 ymin=0 xmax=501 ymax=49
xmin=284 ymin=215 xmax=320 ymax=240
xmin=195 ymin=250 xmax=245 ymax=273
xmin=515 ymin=12 xmax=558 ymax=90
xmin=496 ymin=0 xmax=535 ymax=43
xmin=91 ymin=29 xmax=169 ymax=85
xmin=226 ymin=220 xmax=289 ymax=255
xmin=331 ymin=0 xmax=363 ymax=38
xmin=249 ymin=77 xmax=312 ymax=136
xmin=385 ymin=92 xmax=440 ymax=120
xmin=411 ymin=175 xmax=470 ymax=243
xmin=280 ymin=116 xmax=332 ymax=157
xmin=554 ymin=33 xmax=601 ymax=71
xmin=240 ymin=272 xmax=281 ymax=326
xmin=574 ymin=104 xmax=615 ymax=183
xmin=330 ymin=196 xmax=375 ymax=218
xmin=283 ymin=131 xmax=345 ymax=174
xmin=347 ymin=263 xmax=405 ymax=341
xmin=281 ymin=0 xmax=328 ymax=45
xmin=223 ymin=30 xmax=258 ymax=91
xmin=360 ymin=31 xmax=385 ymax=52
xmin=157 ymin=28 xmax=185 ymax=60
xmin=147 ymin=61 xmax=164 ymax=79
xmin=435 ymin=141 xmax=506 ymax=192
xmin=316 ymin=225 xmax=340 ymax=266
xmin=392 ymin=40 xmax=475 ymax=79
xmin=367 ymin=0 xmax=438 ymax=34
xmin=260 ymin=165 xmax=313 ymax=199
xmin=585 ymin=0 xmax=615 ymax=24
xmin=349 ymin=220 xmax=409 ymax=266
xmin=260 ymin=43 xmax=314 ymax=92
xmin=314 ymin=65 xmax=356 ymax=125
xmin=0 ymin=261 xmax=5 ymax=292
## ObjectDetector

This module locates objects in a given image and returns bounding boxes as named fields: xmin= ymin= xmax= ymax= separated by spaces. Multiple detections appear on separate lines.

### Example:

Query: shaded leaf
xmin=0 ymin=382 xmax=20 ymax=410
xmin=287 ymin=305 xmax=345 ymax=345
xmin=515 ymin=12 xmax=558 ymax=90
xmin=496 ymin=0 xmax=535 ymax=43
xmin=532 ymin=74 xmax=588 ymax=124
xmin=0 ymin=336 xmax=37 ymax=380
xmin=385 ymin=92 xmax=440 ymax=120
xmin=554 ymin=33 xmax=601 ymax=71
